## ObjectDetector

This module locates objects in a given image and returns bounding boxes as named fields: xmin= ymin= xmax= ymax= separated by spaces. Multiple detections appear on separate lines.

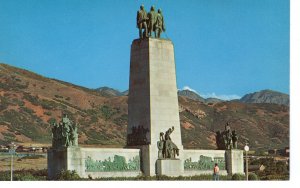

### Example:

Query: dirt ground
xmin=0 ymin=154 xmax=47 ymax=171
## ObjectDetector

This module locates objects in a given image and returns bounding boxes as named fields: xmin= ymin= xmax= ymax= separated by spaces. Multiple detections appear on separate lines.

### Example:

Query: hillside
xmin=177 ymin=89 xmax=223 ymax=104
xmin=177 ymin=90 xmax=205 ymax=102
xmin=95 ymin=87 xmax=124 ymax=97
xmin=240 ymin=90 xmax=289 ymax=106
xmin=0 ymin=63 xmax=289 ymax=151
xmin=0 ymin=63 xmax=127 ymax=146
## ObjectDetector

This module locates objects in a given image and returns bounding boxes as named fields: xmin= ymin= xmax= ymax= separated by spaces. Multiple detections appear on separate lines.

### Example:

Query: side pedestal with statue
xmin=155 ymin=127 xmax=183 ymax=176
xmin=47 ymin=114 xmax=80 ymax=179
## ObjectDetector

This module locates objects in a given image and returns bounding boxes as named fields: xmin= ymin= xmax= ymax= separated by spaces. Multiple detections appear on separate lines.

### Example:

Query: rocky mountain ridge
xmin=240 ymin=90 xmax=289 ymax=106
xmin=96 ymin=86 xmax=289 ymax=107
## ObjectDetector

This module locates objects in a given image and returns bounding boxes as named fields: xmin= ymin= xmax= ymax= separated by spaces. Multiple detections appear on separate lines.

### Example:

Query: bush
xmin=21 ymin=155 xmax=45 ymax=159
xmin=14 ymin=173 xmax=38 ymax=181
xmin=248 ymin=173 xmax=259 ymax=180
xmin=40 ymin=99 xmax=60 ymax=110
xmin=0 ymin=172 xmax=11 ymax=181
xmin=94 ymin=174 xmax=231 ymax=181
xmin=54 ymin=95 xmax=64 ymax=99
xmin=55 ymin=170 xmax=81 ymax=180
xmin=44 ymin=111 xmax=52 ymax=116
xmin=100 ymin=105 xmax=116 ymax=120
xmin=0 ymin=169 xmax=47 ymax=181
xmin=48 ymin=118 xmax=57 ymax=125
xmin=232 ymin=173 xmax=244 ymax=180
xmin=33 ymin=169 xmax=48 ymax=177
xmin=259 ymin=174 xmax=289 ymax=180
xmin=156 ymin=175 xmax=170 ymax=180
xmin=23 ymin=94 xmax=39 ymax=105
xmin=20 ymin=106 xmax=35 ymax=114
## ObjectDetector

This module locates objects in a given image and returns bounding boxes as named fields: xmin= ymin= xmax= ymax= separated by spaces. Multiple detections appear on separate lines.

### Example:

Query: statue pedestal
xmin=128 ymin=38 xmax=184 ymax=176
xmin=47 ymin=146 xmax=81 ymax=179
xmin=225 ymin=149 xmax=244 ymax=175
xmin=47 ymin=147 xmax=68 ymax=179
xmin=156 ymin=159 xmax=183 ymax=177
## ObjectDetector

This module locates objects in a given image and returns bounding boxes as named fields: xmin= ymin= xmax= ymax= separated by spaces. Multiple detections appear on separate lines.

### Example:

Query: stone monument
xmin=48 ymin=114 xmax=79 ymax=179
xmin=48 ymin=114 xmax=141 ymax=179
xmin=128 ymin=8 xmax=183 ymax=175
xmin=48 ymin=5 xmax=244 ymax=179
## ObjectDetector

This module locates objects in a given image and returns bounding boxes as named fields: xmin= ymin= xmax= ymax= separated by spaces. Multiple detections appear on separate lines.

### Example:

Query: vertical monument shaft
xmin=128 ymin=38 xmax=183 ymax=176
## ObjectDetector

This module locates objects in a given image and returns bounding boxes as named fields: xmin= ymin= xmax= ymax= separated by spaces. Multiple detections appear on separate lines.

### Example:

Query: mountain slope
xmin=205 ymin=98 xmax=223 ymax=104
xmin=0 ymin=63 xmax=289 ymax=151
xmin=178 ymin=90 xmax=205 ymax=102
xmin=177 ymin=89 xmax=224 ymax=104
xmin=0 ymin=63 xmax=126 ymax=146
xmin=240 ymin=90 xmax=289 ymax=106
xmin=95 ymin=87 xmax=123 ymax=97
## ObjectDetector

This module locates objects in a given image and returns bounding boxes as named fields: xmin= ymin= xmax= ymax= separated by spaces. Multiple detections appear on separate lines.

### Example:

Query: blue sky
xmin=0 ymin=0 xmax=289 ymax=100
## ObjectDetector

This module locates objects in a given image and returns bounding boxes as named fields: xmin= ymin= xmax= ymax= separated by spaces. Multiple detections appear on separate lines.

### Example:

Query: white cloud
xmin=200 ymin=92 xmax=241 ymax=101
xmin=181 ymin=86 xmax=241 ymax=100
xmin=182 ymin=86 xmax=199 ymax=94
xmin=182 ymin=86 xmax=242 ymax=101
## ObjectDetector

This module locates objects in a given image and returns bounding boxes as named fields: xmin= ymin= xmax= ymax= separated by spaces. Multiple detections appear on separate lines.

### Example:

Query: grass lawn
xmin=0 ymin=153 xmax=47 ymax=171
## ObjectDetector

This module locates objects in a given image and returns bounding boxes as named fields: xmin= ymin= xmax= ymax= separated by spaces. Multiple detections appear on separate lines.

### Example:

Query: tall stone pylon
xmin=127 ymin=38 xmax=183 ymax=176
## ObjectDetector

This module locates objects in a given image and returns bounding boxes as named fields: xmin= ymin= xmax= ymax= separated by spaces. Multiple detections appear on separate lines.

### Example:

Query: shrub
xmin=259 ymin=174 xmax=289 ymax=180
xmin=0 ymin=169 xmax=47 ymax=181
xmin=156 ymin=175 xmax=169 ymax=180
xmin=0 ymin=172 xmax=10 ymax=181
xmin=48 ymin=118 xmax=57 ymax=125
xmin=23 ymin=94 xmax=39 ymax=105
xmin=248 ymin=173 xmax=259 ymax=180
xmin=55 ymin=170 xmax=81 ymax=180
xmin=44 ymin=111 xmax=52 ymax=116
xmin=100 ymin=105 xmax=116 ymax=120
xmin=20 ymin=106 xmax=35 ymax=114
xmin=14 ymin=173 xmax=38 ymax=181
xmin=93 ymin=174 xmax=231 ymax=181
xmin=0 ymin=96 xmax=9 ymax=111
xmin=231 ymin=173 xmax=244 ymax=180
xmin=21 ymin=154 xmax=45 ymax=159
xmin=54 ymin=95 xmax=63 ymax=99
xmin=40 ymin=99 xmax=56 ymax=109
xmin=33 ymin=169 xmax=48 ymax=177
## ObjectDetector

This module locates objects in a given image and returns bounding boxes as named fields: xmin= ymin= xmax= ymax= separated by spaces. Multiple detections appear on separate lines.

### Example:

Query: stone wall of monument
xmin=48 ymin=147 xmax=142 ymax=179
xmin=225 ymin=149 xmax=244 ymax=175
xmin=182 ymin=150 xmax=228 ymax=176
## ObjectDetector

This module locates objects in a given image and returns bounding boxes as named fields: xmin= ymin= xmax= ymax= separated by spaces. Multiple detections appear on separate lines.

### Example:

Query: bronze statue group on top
xmin=136 ymin=5 xmax=166 ymax=39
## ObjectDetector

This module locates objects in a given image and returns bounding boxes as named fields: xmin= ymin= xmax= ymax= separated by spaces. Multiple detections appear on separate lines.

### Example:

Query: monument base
xmin=225 ymin=149 xmax=244 ymax=175
xmin=47 ymin=147 xmax=142 ymax=179
xmin=156 ymin=159 xmax=183 ymax=177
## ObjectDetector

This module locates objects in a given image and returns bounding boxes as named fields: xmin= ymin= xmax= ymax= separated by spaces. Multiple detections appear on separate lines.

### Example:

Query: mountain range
xmin=0 ymin=63 xmax=289 ymax=151
xmin=97 ymin=86 xmax=289 ymax=106
xmin=240 ymin=90 xmax=289 ymax=106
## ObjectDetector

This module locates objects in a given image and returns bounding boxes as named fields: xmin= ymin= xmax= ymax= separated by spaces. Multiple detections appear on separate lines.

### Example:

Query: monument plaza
xmin=47 ymin=5 xmax=244 ymax=179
